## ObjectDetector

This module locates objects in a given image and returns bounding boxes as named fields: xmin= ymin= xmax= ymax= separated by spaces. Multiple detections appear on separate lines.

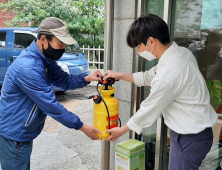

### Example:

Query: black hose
xmin=96 ymin=83 xmax=121 ymax=129
xmin=118 ymin=118 xmax=121 ymax=127
xmin=97 ymin=83 xmax=111 ymax=130
xmin=101 ymin=97 xmax=111 ymax=130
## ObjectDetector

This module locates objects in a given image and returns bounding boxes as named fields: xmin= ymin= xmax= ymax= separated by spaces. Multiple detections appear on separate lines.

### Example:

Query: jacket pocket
xmin=25 ymin=104 xmax=38 ymax=132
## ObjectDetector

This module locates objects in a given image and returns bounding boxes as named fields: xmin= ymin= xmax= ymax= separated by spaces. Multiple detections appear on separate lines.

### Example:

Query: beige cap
xmin=38 ymin=17 xmax=77 ymax=45
xmin=206 ymin=32 xmax=222 ymax=48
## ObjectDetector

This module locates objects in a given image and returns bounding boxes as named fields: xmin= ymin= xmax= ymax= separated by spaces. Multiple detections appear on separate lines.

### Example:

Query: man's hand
xmin=85 ymin=70 xmax=103 ymax=83
xmin=80 ymin=124 xmax=101 ymax=140
xmin=105 ymin=125 xmax=131 ymax=141
xmin=103 ymin=70 xmax=134 ymax=83
xmin=103 ymin=70 xmax=121 ymax=80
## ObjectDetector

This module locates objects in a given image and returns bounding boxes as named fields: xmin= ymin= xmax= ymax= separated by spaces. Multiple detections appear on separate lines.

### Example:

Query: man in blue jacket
xmin=0 ymin=17 xmax=102 ymax=170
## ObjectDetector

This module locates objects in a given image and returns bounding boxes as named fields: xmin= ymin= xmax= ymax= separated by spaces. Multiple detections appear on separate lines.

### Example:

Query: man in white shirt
xmin=104 ymin=14 xmax=218 ymax=170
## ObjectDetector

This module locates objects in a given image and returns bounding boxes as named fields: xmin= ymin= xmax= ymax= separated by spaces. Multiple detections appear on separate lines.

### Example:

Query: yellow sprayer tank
xmin=93 ymin=86 xmax=119 ymax=140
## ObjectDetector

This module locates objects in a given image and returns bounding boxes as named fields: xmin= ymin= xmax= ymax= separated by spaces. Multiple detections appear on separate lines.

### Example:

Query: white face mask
xmin=138 ymin=44 xmax=156 ymax=61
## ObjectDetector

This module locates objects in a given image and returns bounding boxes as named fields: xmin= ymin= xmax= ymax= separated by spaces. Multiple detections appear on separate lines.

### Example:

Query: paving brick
xmin=43 ymin=116 xmax=64 ymax=133
xmin=43 ymin=99 xmax=79 ymax=133
xmin=60 ymin=99 xmax=79 ymax=111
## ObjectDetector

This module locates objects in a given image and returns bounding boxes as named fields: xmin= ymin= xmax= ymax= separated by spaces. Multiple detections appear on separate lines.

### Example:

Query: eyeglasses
xmin=135 ymin=43 xmax=141 ymax=51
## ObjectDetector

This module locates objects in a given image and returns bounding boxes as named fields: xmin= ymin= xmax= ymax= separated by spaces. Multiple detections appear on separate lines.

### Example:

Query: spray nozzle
xmin=88 ymin=95 xmax=102 ymax=104
xmin=93 ymin=95 xmax=102 ymax=104
xmin=99 ymin=77 xmax=115 ymax=90
xmin=98 ymin=77 xmax=118 ymax=90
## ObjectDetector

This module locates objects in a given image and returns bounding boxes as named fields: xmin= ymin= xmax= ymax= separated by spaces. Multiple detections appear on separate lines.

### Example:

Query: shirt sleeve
xmin=14 ymin=66 xmax=83 ymax=130
xmin=127 ymin=80 xmax=177 ymax=134
xmin=133 ymin=66 xmax=157 ymax=87
xmin=50 ymin=61 xmax=88 ymax=91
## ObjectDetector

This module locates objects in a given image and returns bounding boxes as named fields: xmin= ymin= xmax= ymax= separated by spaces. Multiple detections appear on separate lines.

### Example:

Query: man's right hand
xmin=103 ymin=70 xmax=134 ymax=83
xmin=85 ymin=70 xmax=103 ymax=83
xmin=80 ymin=124 xmax=101 ymax=140
xmin=103 ymin=70 xmax=121 ymax=80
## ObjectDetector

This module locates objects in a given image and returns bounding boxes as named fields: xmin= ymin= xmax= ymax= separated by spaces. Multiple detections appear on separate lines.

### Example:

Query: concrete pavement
xmin=0 ymin=86 xmax=102 ymax=170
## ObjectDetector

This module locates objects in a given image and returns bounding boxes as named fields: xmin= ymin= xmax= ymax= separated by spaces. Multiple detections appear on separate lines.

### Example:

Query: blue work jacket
xmin=0 ymin=40 xmax=88 ymax=142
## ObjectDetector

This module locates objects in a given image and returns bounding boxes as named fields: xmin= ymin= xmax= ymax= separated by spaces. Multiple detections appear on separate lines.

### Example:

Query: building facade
xmin=0 ymin=0 xmax=15 ymax=27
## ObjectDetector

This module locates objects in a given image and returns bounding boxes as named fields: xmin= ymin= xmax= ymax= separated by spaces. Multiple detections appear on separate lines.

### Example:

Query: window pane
xmin=173 ymin=0 xmax=203 ymax=48
xmin=65 ymin=44 xmax=82 ymax=54
xmin=0 ymin=32 xmax=6 ymax=47
xmin=14 ymin=33 xmax=36 ymax=49
xmin=169 ymin=0 xmax=222 ymax=170
xmin=146 ymin=0 xmax=164 ymax=19
xmin=140 ymin=1 xmax=165 ymax=170
xmin=143 ymin=0 xmax=164 ymax=99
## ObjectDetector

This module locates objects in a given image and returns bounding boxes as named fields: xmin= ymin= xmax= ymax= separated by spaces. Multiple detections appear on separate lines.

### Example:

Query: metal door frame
xmin=155 ymin=1 xmax=176 ymax=169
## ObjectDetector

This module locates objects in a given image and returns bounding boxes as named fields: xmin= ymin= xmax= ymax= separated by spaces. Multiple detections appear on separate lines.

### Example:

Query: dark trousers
xmin=169 ymin=127 xmax=213 ymax=170
xmin=0 ymin=135 xmax=33 ymax=170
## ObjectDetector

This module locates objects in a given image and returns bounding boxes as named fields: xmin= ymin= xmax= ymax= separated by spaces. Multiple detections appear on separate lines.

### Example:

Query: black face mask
xmin=42 ymin=41 xmax=65 ymax=61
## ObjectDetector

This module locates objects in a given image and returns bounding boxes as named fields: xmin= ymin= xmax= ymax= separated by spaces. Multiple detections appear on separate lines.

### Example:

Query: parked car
xmin=0 ymin=27 xmax=90 ymax=92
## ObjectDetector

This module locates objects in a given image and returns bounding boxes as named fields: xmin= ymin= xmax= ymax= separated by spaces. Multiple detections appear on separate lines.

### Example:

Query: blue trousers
xmin=0 ymin=135 xmax=33 ymax=170
xmin=169 ymin=127 xmax=213 ymax=170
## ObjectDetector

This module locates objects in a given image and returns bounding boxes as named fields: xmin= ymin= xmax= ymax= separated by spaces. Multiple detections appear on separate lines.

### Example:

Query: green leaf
xmin=2 ymin=0 xmax=104 ymax=48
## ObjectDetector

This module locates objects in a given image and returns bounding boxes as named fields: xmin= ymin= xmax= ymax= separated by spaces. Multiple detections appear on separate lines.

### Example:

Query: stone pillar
xmin=109 ymin=0 xmax=137 ymax=169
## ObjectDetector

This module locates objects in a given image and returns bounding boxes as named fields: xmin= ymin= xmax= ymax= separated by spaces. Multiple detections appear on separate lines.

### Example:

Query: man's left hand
xmin=105 ymin=125 xmax=131 ymax=141
xmin=85 ymin=70 xmax=103 ymax=83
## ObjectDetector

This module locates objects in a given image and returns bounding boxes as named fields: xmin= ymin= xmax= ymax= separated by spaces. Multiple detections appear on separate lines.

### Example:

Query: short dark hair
xmin=37 ymin=33 xmax=54 ymax=41
xmin=127 ymin=14 xmax=170 ymax=48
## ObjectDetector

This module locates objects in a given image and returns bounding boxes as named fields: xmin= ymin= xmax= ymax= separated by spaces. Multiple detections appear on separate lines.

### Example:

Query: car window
xmin=65 ymin=44 xmax=83 ymax=54
xmin=14 ymin=33 xmax=36 ymax=49
xmin=0 ymin=32 xmax=6 ymax=48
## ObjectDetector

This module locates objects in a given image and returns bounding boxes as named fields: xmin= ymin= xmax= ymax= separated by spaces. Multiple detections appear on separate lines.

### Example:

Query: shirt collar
xmin=156 ymin=42 xmax=179 ymax=73
xmin=29 ymin=40 xmax=51 ymax=67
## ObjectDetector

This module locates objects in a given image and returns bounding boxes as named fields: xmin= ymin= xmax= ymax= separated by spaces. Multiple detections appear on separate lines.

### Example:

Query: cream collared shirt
xmin=127 ymin=42 xmax=218 ymax=134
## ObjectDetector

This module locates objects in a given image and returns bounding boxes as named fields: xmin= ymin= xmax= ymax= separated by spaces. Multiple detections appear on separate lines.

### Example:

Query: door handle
xmin=9 ymin=56 xmax=18 ymax=63
xmin=9 ymin=57 xmax=13 ymax=63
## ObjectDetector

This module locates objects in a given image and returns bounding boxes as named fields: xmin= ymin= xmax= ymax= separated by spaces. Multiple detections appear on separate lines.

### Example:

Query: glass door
xmin=136 ymin=0 xmax=165 ymax=169
xmin=164 ymin=0 xmax=222 ymax=169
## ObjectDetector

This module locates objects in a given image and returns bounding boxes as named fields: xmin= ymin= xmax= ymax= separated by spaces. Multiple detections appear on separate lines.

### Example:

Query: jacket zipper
xmin=45 ymin=67 xmax=51 ymax=85
xmin=25 ymin=67 xmax=47 ymax=132
xmin=25 ymin=103 xmax=38 ymax=132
